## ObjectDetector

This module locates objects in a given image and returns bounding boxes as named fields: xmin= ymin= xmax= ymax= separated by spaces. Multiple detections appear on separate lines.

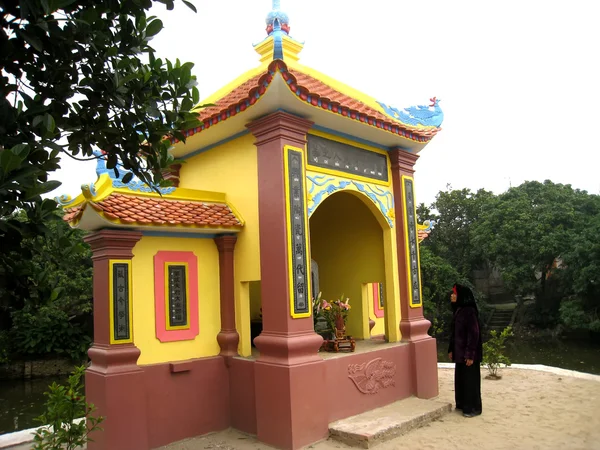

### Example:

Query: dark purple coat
xmin=448 ymin=306 xmax=483 ymax=363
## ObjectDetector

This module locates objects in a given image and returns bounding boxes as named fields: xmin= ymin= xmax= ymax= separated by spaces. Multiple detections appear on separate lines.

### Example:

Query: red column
xmin=389 ymin=148 xmax=438 ymax=399
xmin=214 ymin=235 xmax=239 ymax=365
xmin=84 ymin=230 xmax=149 ymax=450
xmin=247 ymin=112 xmax=328 ymax=450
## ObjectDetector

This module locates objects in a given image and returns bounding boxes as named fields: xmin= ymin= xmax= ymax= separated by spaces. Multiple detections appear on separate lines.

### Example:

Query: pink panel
xmin=373 ymin=283 xmax=384 ymax=318
xmin=154 ymin=251 xmax=199 ymax=342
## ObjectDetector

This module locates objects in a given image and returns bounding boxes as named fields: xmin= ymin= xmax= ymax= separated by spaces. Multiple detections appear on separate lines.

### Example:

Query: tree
xmin=1 ymin=0 xmax=201 ymax=318
xmin=472 ymin=180 xmax=594 ymax=318
xmin=0 ymin=210 xmax=93 ymax=360
xmin=424 ymin=187 xmax=494 ymax=278
xmin=560 ymin=201 xmax=600 ymax=330
xmin=419 ymin=245 xmax=466 ymax=337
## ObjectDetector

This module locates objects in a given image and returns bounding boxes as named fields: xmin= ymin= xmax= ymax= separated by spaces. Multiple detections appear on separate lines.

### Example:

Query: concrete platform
xmin=329 ymin=397 xmax=452 ymax=448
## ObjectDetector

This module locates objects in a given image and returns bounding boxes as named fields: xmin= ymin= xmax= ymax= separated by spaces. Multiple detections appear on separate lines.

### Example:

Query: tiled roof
xmin=64 ymin=193 xmax=242 ymax=228
xmin=178 ymin=60 xmax=439 ymax=143
xmin=63 ymin=204 xmax=84 ymax=223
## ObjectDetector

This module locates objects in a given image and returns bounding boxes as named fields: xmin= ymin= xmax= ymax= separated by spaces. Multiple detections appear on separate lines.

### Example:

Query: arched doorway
xmin=309 ymin=190 xmax=391 ymax=339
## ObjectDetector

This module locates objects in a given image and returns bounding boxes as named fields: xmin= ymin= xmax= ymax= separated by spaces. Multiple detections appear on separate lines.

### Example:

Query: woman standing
xmin=448 ymin=283 xmax=483 ymax=417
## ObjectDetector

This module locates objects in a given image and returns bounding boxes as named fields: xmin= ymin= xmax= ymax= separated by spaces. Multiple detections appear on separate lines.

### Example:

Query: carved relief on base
xmin=348 ymin=357 xmax=396 ymax=394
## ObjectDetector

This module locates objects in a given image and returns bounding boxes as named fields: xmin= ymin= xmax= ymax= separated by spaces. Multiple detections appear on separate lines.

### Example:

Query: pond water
xmin=1 ymin=338 xmax=599 ymax=436
xmin=0 ymin=375 xmax=71 ymax=435
xmin=436 ymin=337 xmax=600 ymax=375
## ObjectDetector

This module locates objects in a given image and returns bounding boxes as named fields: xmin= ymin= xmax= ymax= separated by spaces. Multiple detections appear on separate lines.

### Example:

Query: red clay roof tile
xmin=63 ymin=193 xmax=242 ymax=229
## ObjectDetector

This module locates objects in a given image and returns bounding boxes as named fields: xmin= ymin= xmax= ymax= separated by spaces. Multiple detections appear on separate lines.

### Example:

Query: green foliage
xmin=33 ymin=366 xmax=104 ymax=450
xmin=559 ymin=297 xmax=597 ymax=332
xmin=0 ymin=210 xmax=93 ymax=361
xmin=482 ymin=326 xmax=514 ymax=378
xmin=420 ymin=180 xmax=600 ymax=335
xmin=419 ymin=246 xmax=465 ymax=337
xmin=0 ymin=0 xmax=202 ymax=317
xmin=425 ymin=187 xmax=494 ymax=278
xmin=472 ymin=181 xmax=587 ymax=300
xmin=10 ymin=304 xmax=91 ymax=360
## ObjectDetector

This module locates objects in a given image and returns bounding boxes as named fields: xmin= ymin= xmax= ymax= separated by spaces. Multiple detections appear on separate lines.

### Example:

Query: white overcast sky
xmin=53 ymin=0 xmax=600 ymax=206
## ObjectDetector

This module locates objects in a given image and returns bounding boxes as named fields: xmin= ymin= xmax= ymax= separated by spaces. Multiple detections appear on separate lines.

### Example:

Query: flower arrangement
xmin=313 ymin=293 xmax=351 ymax=336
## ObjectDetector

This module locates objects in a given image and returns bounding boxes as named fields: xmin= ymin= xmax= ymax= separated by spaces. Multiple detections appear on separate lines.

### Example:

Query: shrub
xmin=10 ymin=303 xmax=91 ymax=361
xmin=559 ymin=297 xmax=589 ymax=331
xmin=482 ymin=326 xmax=514 ymax=379
xmin=33 ymin=365 xmax=104 ymax=450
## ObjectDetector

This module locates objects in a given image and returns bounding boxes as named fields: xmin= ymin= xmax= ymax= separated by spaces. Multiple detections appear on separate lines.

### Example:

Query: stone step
xmin=328 ymin=397 xmax=452 ymax=448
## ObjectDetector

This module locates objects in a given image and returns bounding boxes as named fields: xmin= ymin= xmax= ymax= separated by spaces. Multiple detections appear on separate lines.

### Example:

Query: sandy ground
xmin=161 ymin=368 xmax=600 ymax=450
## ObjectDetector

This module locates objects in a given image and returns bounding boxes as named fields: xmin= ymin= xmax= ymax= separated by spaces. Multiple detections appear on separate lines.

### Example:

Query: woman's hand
xmin=466 ymin=359 xmax=474 ymax=366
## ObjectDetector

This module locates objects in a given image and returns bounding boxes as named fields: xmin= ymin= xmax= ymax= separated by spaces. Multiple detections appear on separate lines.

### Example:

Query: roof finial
xmin=266 ymin=0 xmax=290 ymax=36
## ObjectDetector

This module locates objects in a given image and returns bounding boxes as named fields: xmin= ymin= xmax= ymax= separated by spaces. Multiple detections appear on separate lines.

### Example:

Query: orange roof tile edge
xmin=177 ymin=60 xmax=440 ymax=144
xmin=64 ymin=193 xmax=243 ymax=229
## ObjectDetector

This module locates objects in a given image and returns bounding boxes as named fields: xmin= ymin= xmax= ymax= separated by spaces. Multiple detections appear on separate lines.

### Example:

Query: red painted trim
xmin=373 ymin=282 xmax=384 ymax=319
xmin=154 ymin=251 xmax=199 ymax=342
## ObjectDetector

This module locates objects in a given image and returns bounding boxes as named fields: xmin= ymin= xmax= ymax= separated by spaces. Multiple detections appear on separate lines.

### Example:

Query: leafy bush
xmin=559 ymin=298 xmax=589 ymax=331
xmin=33 ymin=365 xmax=104 ymax=450
xmin=482 ymin=326 xmax=514 ymax=379
xmin=10 ymin=303 xmax=91 ymax=361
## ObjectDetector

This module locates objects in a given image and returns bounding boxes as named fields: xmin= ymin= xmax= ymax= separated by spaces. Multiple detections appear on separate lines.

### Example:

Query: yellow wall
xmin=180 ymin=133 xmax=259 ymax=356
xmin=310 ymin=192 xmax=386 ymax=339
xmin=249 ymin=280 xmax=262 ymax=321
xmin=366 ymin=283 xmax=386 ymax=336
xmin=132 ymin=236 xmax=221 ymax=365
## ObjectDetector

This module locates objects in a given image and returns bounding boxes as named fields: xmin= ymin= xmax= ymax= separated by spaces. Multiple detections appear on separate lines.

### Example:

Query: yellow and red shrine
xmin=58 ymin=3 xmax=443 ymax=449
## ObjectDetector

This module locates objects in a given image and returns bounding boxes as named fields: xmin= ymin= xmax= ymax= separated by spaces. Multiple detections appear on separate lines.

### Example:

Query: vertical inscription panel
xmin=110 ymin=261 xmax=132 ymax=343
xmin=167 ymin=265 xmax=188 ymax=329
xmin=403 ymin=177 xmax=422 ymax=307
xmin=285 ymin=146 xmax=311 ymax=317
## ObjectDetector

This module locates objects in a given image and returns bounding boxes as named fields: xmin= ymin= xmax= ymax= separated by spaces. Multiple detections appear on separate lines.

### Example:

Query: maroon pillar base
xmin=86 ymin=345 xmax=148 ymax=450
xmin=254 ymin=332 xmax=328 ymax=450
xmin=255 ymin=360 xmax=328 ymax=450
xmin=400 ymin=316 xmax=438 ymax=398
xmin=411 ymin=337 xmax=439 ymax=399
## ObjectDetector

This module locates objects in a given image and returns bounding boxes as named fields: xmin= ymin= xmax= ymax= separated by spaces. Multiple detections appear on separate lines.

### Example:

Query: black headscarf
xmin=452 ymin=283 xmax=479 ymax=316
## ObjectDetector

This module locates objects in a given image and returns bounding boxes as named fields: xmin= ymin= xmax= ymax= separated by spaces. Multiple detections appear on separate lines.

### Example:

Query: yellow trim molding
xmin=283 ymin=144 xmax=313 ymax=319
xmin=400 ymin=175 xmax=424 ymax=309
xmin=108 ymin=259 xmax=134 ymax=344
xmin=164 ymin=262 xmax=191 ymax=331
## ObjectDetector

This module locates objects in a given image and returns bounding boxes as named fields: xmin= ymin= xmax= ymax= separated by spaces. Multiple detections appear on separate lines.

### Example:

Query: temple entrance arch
xmin=309 ymin=189 xmax=399 ymax=340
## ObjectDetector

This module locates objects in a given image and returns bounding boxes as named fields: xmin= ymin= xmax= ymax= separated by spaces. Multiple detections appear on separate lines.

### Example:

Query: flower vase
xmin=369 ymin=317 xmax=376 ymax=335
xmin=334 ymin=314 xmax=346 ymax=339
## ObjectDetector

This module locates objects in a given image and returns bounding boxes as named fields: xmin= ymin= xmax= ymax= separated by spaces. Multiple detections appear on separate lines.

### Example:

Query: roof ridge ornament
xmin=266 ymin=0 xmax=290 ymax=36
xmin=376 ymin=97 xmax=444 ymax=128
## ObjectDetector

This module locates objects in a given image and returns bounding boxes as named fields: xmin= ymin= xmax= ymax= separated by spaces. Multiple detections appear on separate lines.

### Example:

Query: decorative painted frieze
xmin=306 ymin=172 xmax=395 ymax=228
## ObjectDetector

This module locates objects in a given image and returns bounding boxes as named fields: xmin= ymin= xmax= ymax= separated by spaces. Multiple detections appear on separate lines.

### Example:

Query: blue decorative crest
xmin=377 ymin=97 xmax=444 ymax=128
xmin=351 ymin=181 xmax=394 ymax=228
xmin=94 ymin=149 xmax=176 ymax=195
xmin=266 ymin=0 xmax=289 ymax=28
xmin=54 ymin=194 xmax=75 ymax=206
